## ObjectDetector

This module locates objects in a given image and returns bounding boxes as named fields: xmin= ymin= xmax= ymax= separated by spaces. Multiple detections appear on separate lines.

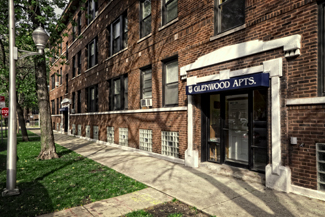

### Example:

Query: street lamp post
xmin=2 ymin=0 xmax=49 ymax=197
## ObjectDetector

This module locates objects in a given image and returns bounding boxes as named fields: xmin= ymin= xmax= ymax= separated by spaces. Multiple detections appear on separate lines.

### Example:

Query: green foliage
xmin=0 ymin=139 xmax=147 ymax=217
xmin=168 ymin=214 xmax=183 ymax=217
xmin=125 ymin=210 xmax=153 ymax=217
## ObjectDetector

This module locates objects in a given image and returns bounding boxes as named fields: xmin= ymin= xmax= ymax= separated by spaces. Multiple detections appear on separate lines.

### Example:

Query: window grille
xmin=72 ymin=124 xmax=76 ymax=135
xmin=86 ymin=125 xmax=90 ymax=138
xmin=78 ymin=125 xmax=82 ymax=136
xmin=107 ymin=127 xmax=114 ymax=143
xmin=119 ymin=128 xmax=128 ymax=146
xmin=93 ymin=126 xmax=99 ymax=140
xmin=140 ymin=129 xmax=152 ymax=152
xmin=317 ymin=143 xmax=325 ymax=191
xmin=161 ymin=131 xmax=179 ymax=158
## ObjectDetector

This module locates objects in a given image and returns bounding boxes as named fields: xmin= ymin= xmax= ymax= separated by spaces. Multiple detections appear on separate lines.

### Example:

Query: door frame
xmin=201 ymin=88 xmax=268 ymax=172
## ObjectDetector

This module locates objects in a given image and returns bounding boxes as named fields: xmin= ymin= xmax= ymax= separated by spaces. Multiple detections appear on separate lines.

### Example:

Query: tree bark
xmin=16 ymin=100 xmax=28 ymax=141
xmin=35 ymin=56 xmax=58 ymax=159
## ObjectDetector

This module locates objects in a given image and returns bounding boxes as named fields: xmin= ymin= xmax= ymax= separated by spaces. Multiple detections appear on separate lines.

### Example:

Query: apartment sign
xmin=186 ymin=73 xmax=270 ymax=95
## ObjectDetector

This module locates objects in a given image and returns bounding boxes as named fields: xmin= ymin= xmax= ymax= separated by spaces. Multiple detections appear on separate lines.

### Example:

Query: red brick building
xmin=49 ymin=0 xmax=325 ymax=198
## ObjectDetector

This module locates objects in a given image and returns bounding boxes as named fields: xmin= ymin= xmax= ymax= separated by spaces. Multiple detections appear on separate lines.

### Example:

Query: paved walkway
xmin=34 ymin=130 xmax=325 ymax=217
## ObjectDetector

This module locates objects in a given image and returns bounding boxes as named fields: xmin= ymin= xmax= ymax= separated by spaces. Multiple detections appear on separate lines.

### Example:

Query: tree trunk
xmin=16 ymin=100 xmax=28 ymax=141
xmin=35 ymin=56 xmax=58 ymax=160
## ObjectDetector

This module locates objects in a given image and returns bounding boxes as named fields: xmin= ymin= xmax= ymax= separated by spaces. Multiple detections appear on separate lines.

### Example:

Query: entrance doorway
xmin=64 ymin=111 xmax=68 ymax=132
xmin=203 ymin=89 xmax=268 ymax=172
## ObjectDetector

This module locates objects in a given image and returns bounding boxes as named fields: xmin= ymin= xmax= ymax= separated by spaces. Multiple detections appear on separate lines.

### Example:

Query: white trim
xmin=70 ymin=107 xmax=187 ymax=116
xmin=51 ymin=115 xmax=62 ymax=117
xmin=85 ymin=64 xmax=99 ymax=73
xmin=104 ymin=47 xmax=128 ymax=62
xmin=291 ymin=185 xmax=325 ymax=202
xmin=180 ymin=35 xmax=301 ymax=77
xmin=210 ymin=24 xmax=246 ymax=41
xmin=137 ymin=33 xmax=152 ymax=44
xmin=286 ymin=97 xmax=325 ymax=106
xmin=158 ymin=18 xmax=179 ymax=31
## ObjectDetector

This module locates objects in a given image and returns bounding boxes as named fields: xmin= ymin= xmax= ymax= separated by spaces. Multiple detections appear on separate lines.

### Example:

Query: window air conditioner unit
xmin=141 ymin=98 xmax=152 ymax=107
xmin=71 ymin=109 xmax=75 ymax=114
xmin=55 ymin=82 xmax=59 ymax=87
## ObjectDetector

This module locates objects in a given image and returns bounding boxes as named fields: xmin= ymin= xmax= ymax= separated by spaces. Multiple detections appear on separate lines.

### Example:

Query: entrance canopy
xmin=186 ymin=73 xmax=269 ymax=95
xmin=59 ymin=107 xmax=68 ymax=112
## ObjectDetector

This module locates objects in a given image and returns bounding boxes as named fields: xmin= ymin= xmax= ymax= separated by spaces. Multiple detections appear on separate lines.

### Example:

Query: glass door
xmin=224 ymin=94 xmax=249 ymax=165
xmin=208 ymin=94 xmax=221 ymax=162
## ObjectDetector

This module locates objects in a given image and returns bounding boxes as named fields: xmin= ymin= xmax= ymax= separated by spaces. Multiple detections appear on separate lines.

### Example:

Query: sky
xmin=54 ymin=7 xmax=64 ymax=19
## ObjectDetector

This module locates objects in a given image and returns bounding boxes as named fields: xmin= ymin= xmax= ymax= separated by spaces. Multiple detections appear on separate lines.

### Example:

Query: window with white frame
xmin=163 ymin=58 xmax=178 ymax=106
xmin=162 ymin=0 xmax=178 ymax=25
xmin=78 ymin=51 xmax=81 ymax=75
xmin=86 ymin=84 xmax=98 ymax=112
xmin=161 ymin=131 xmax=179 ymax=158
xmin=214 ymin=0 xmax=245 ymax=34
xmin=87 ymin=37 xmax=98 ymax=69
xmin=107 ymin=127 xmax=114 ymax=143
xmin=51 ymin=100 xmax=55 ymax=114
xmin=140 ymin=129 xmax=152 ymax=152
xmin=140 ymin=0 xmax=152 ymax=38
xmin=141 ymin=67 xmax=152 ymax=100
xmin=60 ymin=68 xmax=62 ymax=85
xmin=86 ymin=0 xmax=98 ymax=24
xmin=72 ymin=55 xmax=76 ymax=77
xmin=51 ymin=75 xmax=55 ymax=90
xmin=119 ymin=128 xmax=128 ymax=146
xmin=109 ymin=74 xmax=128 ymax=111
xmin=108 ymin=12 xmax=128 ymax=56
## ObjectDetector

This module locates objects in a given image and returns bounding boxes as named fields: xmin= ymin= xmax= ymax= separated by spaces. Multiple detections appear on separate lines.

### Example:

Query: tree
xmin=0 ymin=0 xmax=74 ymax=159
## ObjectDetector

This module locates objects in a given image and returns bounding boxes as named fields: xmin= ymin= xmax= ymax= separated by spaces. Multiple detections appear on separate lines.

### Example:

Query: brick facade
xmin=49 ymin=0 xmax=325 ymax=192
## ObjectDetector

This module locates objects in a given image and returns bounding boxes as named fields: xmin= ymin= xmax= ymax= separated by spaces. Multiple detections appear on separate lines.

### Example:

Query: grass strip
xmin=0 ymin=139 xmax=146 ymax=217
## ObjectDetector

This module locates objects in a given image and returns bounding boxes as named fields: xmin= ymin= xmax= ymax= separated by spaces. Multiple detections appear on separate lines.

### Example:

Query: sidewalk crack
xmin=83 ymin=205 xmax=96 ymax=217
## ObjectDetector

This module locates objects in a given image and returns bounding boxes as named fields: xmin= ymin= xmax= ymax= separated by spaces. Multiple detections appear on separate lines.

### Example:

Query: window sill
xmin=137 ymin=33 xmax=152 ymax=44
xmin=158 ymin=18 xmax=179 ymax=32
xmin=210 ymin=24 xmax=246 ymax=42
xmin=85 ymin=64 xmax=99 ymax=73
xmin=104 ymin=47 xmax=128 ymax=62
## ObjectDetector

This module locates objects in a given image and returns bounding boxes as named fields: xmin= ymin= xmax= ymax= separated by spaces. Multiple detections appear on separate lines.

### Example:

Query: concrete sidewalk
xmin=35 ymin=130 xmax=325 ymax=216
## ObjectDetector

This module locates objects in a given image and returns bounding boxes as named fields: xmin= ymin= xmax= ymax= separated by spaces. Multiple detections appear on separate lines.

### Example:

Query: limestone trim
xmin=210 ymin=24 xmax=246 ymax=41
xmin=180 ymin=34 xmax=301 ymax=77
xmin=286 ymin=97 xmax=325 ymax=106
xmin=70 ymin=107 xmax=187 ymax=116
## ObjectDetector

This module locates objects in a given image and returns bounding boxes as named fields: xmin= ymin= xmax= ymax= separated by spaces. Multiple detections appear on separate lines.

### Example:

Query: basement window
xmin=119 ymin=128 xmax=128 ymax=146
xmin=140 ymin=129 xmax=153 ymax=152
xmin=161 ymin=131 xmax=179 ymax=158
xmin=107 ymin=127 xmax=114 ymax=143
xmin=317 ymin=143 xmax=325 ymax=191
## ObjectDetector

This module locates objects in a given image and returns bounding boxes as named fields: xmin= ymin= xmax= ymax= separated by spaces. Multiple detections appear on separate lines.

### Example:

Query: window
xmin=86 ymin=85 xmax=98 ymax=112
xmin=214 ymin=0 xmax=245 ymax=34
xmin=141 ymin=67 xmax=152 ymax=99
xmin=86 ymin=0 xmax=98 ymax=24
xmin=162 ymin=0 xmax=178 ymax=25
xmin=108 ymin=12 xmax=128 ymax=55
xmin=51 ymin=75 xmax=55 ymax=90
xmin=318 ymin=2 xmax=325 ymax=96
xmin=140 ymin=0 xmax=151 ymax=38
xmin=72 ymin=92 xmax=75 ymax=110
xmin=66 ymin=74 xmax=69 ymax=94
xmin=109 ymin=74 xmax=128 ymax=111
xmin=163 ymin=59 xmax=178 ymax=106
xmin=78 ymin=12 xmax=82 ymax=35
xmin=56 ymin=70 xmax=59 ymax=83
xmin=161 ymin=131 xmax=179 ymax=158
xmin=119 ymin=128 xmax=128 ymax=146
xmin=72 ymin=18 xmax=76 ymax=41
xmin=60 ymin=68 xmax=62 ymax=85
xmin=87 ymin=37 xmax=98 ymax=69
xmin=107 ymin=127 xmax=114 ymax=143
xmin=51 ymin=100 xmax=55 ymax=114
xmin=66 ymin=42 xmax=69 ymax=60
xmin=77 ymin=90 xmax=81 ymax=113
xmin=78 ymin=51 xmax=81 ymax=75
xmin=140 ymin=129 xmax=152 ymax=152
xmin=72 ymin=56 xmax=76 ymax=78
xmin=56 ymin=98 xmax=59 ymax=114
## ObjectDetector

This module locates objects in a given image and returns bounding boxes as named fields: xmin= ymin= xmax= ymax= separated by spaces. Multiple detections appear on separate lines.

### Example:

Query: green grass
xmin=125 ymin=210 xmax=153 ymax=217
xmin=0 ymin=129 xmax=39 ymax=138
xmin=0 ymin=139 xmax=147 ymax=217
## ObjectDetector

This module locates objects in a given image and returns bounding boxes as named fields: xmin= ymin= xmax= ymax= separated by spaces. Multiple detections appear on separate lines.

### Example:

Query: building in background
xmin=49 ymin=0 xmax=325 ymax=199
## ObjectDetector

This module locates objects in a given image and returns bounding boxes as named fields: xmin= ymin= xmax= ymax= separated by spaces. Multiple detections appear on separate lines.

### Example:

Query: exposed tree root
xmin=37 ymin=150 xmax=59 ymax=160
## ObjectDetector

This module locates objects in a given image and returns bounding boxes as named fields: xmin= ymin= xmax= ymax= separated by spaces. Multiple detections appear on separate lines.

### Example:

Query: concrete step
xmin=200 ymin=162 xmax=265 ymax=185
